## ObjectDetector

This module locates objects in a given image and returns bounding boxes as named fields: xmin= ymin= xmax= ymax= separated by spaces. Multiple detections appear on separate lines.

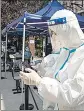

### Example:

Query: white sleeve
xmin=38 ymin=77 xmax=60 ymax=103
xmin=36 ymin=54 xmax=58 ymax=77
xmin=38 ymin=60 xmax=84 ymax=105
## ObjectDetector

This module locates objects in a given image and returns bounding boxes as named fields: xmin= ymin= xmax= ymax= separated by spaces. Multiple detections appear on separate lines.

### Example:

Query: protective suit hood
xmin=49 ymin=9 xmax=84 ymax=52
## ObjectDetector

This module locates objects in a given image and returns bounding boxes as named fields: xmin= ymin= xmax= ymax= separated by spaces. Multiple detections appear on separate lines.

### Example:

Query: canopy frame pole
xmin=21 ymin=17 xmax=26 ymax=110
xmin=22 ymin=18 xmax=26 ymax=71
xmin=20 ymin=16 xmax=35 ymax=110
xmin=5 ymin=28 xmax=8 ymax=78
xmin=43 ymin=36 xmax=46 ymax=57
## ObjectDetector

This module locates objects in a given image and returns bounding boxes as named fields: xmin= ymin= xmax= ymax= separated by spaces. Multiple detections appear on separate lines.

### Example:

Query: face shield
xmin=48 ymin=9 xmax=84 ymax=52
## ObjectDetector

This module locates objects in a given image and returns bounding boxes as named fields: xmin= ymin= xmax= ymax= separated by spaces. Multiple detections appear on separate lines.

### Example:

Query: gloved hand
xmin=20 ymin=68 xmax=41 ymax=86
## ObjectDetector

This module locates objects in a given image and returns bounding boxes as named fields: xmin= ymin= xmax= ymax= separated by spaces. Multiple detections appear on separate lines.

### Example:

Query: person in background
xmin=24 ymin=46 xmax=31 ymax=64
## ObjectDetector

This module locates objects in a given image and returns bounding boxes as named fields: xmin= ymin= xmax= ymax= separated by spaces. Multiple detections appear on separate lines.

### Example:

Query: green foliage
xmin=35 ymin=37 xmax=43 ymax=57
xmin=1 ymin=0 xmax=45 ymax=29
xmin=43 ymin=0 xmax=50 ymax=5
xmin=1 ymin=0 xmax=53 ymax=29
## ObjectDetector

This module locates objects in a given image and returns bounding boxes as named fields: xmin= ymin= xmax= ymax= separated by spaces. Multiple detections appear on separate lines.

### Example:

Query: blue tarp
xmin=2 ymin=12 xmax=48 ymax=36
xmin=35 ymin=0 xmax=64 ymax=17
xmin=2 ymin=0 xmax=84 ymax=36
xmin=76 ymin=14 xmax=84 ymax=28
xmin=36 ymin=0 xmax=84 ymax=29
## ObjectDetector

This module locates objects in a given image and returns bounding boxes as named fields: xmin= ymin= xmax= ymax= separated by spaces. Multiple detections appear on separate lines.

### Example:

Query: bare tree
xmin=1 ymin=0 xmax=50 ymax=29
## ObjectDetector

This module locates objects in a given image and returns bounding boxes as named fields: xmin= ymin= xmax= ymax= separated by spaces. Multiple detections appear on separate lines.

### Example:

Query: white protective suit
xmin=37 ymin=9 xmax=84 ymax=110
xmin=20 ymin=9 xmax=84 ymax=110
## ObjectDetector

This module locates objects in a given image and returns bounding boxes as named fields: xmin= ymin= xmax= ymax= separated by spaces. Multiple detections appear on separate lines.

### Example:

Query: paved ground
xmin=1 ymin=71 xmax=43 ymax=110
xmin=1 ymin=57 xmax=43 ymax=110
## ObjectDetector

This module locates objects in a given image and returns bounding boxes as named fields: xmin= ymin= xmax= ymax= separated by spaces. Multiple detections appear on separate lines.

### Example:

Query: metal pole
xmin=82 ymin=0 xmax=83 ymax=7
xmin=21 ymin=17 xmax=26 ymax=110
xmin=45 ymin=36 xmax=48 ymax=56
xmin=22 ymin=17 xmax=34 ymax=110
xmin=25 ymin=85 xmax=28 ymax=109
xmin=5 ymin=31 xmax=7 ymax=78
xmin=22 ymin=17 xmax=26 ymax=71
xmin=22 ymin=17 xmax=29 ymax=110
xmin=29 ymin=86 xmax=39 ymax=110
xmin=20 ymin=15 xmax=34 ymax=111
xmin=43 ymin=37 xmax=45 ymax=57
